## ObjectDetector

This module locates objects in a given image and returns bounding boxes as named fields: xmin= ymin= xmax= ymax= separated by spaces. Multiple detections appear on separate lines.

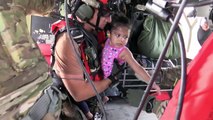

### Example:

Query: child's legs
xmin=77 ymin=101 xmax=90 ymax=114
xmin=77 ymin=101 xmax=93 ymax=119
xmin=100 ymin=91 xmax=109 ymax=103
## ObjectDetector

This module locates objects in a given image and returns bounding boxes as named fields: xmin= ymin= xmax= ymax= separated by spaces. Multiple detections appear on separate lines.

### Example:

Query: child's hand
xmin=152 ymin=82 xmax=161 ymax=95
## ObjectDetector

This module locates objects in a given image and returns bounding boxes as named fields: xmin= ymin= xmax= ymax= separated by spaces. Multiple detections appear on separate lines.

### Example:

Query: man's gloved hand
xmin=107 ymin=60 xmax=123 ymax=87
xmin=108 ymin=74 xmax=119 ymax=88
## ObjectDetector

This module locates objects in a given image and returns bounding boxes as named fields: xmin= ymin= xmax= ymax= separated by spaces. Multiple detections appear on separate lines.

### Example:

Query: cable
xmin=169 ymin=0 xmax=188 ymax=119
xmin=64 ymin=0 xmax=107 ymax=120
xmin=173 ymin=22 xmax=187 ymax=120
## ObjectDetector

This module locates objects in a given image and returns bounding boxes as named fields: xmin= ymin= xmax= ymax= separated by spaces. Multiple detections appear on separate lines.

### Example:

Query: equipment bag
xmin=23 ymin=85 xmax=66 ymax=120
xmin=137 ymin=15 xmax=180 ymax=59
xmin=22 ymin=84 xmax=85 ymax=120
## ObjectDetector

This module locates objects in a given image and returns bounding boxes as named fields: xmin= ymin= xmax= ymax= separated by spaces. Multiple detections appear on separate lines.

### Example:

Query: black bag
xmin=22 ymin=85 xmax=85 ymax=120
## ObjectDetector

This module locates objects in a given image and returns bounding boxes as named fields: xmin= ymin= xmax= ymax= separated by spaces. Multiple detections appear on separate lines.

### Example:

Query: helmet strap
xmin=95 ymin=10 xmax=102 ymax=31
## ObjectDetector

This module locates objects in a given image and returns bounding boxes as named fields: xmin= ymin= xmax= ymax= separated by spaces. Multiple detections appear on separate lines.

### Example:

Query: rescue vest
xmin=51 ymin=19 xmax=106 ymax=81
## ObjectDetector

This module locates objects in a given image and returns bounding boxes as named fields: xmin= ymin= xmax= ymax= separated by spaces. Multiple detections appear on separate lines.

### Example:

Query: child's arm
xmin=119 ymin=48 xmax=150 ymax=82
xmin=119 ymin=48 xmax=161 ymax=94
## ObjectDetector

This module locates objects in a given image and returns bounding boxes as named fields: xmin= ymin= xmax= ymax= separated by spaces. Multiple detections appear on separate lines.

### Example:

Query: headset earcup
xmin=75 ymin=4 xmax=94 ymax=21
xmin=209 ymin=8 xmax=213 ymax=23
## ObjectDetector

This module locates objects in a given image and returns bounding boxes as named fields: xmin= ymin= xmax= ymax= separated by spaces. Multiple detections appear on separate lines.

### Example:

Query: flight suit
xmin=0 ymin=0 xmax=58 ymax=119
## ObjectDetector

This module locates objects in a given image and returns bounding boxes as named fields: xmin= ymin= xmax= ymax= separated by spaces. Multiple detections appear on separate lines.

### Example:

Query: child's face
xmin=110 ymin=26 xmax=130 ymax=47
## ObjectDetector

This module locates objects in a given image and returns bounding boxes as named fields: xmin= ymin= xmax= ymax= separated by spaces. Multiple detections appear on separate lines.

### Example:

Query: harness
xmin=51 ymin=19 xmax=106 ymax=81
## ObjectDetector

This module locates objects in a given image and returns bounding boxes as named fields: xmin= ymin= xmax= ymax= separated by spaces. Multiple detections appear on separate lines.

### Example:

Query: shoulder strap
xmin=50 ymin=26 xmax=66 ymax=70
xmin=50 ymin=22 xmax=84 ymax=75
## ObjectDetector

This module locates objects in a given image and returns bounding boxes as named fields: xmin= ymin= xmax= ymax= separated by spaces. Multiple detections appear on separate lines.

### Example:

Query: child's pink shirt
xmin=101 ymin=38 xmax=126 ymax=78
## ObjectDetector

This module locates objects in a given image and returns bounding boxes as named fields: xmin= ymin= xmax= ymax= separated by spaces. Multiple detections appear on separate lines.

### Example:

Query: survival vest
xmin=51 ymin=19 xmax=106 ymax=81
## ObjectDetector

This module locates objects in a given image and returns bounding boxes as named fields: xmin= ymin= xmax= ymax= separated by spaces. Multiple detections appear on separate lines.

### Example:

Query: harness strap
xmin=50 ymin=26 xmax=66 ymax=70
xmin=95 ymin=5 xmax=102 ymax=31
xmin=80 ymin=43 xmax=93 ymax=79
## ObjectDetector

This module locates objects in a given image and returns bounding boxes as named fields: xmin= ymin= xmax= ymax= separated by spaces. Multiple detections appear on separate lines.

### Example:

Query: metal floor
xmin=105 ymin=99 xmax=158 ymax=120
xmin=104 ymin=89 xmax=158 ymax=120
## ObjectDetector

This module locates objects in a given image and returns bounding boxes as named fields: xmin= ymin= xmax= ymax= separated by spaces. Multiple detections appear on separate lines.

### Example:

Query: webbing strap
xmin=50 ymin=27 xmax=66 ymax=70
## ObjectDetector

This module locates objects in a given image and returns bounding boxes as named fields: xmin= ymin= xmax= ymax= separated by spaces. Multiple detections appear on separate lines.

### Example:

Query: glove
xmin=108 ymin=74 xmax=119 ymax=88
xmin=107 ymin=59 xmax=123 ymax=88
xmin=111 ymin=59 xmax=124 ymax=76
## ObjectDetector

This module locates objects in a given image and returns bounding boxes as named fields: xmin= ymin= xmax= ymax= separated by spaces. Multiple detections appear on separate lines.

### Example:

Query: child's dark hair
xmin=111 ymin=13 xmax=132 ymax=31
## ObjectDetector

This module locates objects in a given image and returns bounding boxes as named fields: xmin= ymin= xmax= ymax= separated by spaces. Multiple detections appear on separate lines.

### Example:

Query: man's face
xmin=89 ymin=9 xmax=111 ymax=30
xmin=201 ymin=22 xmax=209 ymax=31
xmin=200 ymin=18 xmax=209 ymax=31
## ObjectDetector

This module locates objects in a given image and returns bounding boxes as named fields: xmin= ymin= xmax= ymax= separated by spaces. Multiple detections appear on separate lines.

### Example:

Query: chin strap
xmin=86 ymin=20 xmax=102 ymax=31
xmin=95 ymin=5 xmax=102 ymax=31
xmin=85 ymin=3 xmax=106 ymax=31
